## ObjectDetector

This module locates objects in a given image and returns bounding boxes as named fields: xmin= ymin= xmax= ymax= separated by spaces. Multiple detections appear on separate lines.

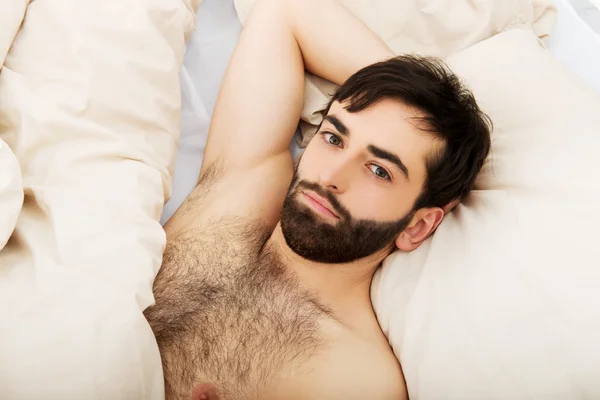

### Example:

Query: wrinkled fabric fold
xmin=0 ymin=0 xmax=202 ymax=398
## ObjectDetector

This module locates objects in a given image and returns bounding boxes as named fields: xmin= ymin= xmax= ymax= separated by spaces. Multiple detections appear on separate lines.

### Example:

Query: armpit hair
xmin=175 ymin=160 xmax=227 ymax=219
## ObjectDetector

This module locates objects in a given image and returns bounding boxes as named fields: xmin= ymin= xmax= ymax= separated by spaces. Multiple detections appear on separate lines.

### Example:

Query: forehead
xmin=326 ymin=99 xmax=442 ymax=180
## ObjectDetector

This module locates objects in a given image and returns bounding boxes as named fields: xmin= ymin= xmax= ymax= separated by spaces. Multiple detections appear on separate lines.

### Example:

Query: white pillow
xmin=372 ymin=28 xmax=600 ymax=400
xmin=234 ymin=0 xmax=558 ymax=146
xmin=0 ymin=0 xmax=200 ymax=398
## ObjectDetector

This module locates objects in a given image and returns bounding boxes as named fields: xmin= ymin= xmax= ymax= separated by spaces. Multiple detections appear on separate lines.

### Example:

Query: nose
xmin=318 ymin=156 xmax=352 ymax=194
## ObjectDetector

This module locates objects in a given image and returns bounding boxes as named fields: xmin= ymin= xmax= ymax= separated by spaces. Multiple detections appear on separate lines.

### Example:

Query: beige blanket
xmin=0 ymin=0 xmax=200 ymax=398
xmin=0 ymin=0 xmax=27 ymax=250
xmin=234 ymin=0 xmax=557 ymax=146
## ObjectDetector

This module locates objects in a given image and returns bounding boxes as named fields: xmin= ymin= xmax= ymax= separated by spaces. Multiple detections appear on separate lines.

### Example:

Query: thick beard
xmin=280 ymin=174 xmax=413 ymax=264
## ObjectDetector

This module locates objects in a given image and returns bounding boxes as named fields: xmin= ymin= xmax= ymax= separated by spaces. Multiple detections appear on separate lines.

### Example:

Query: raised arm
xmin=148 ymin=4 xmax=394 ymax=394
xmin=201 ymin=0 xmax=394 ymax=173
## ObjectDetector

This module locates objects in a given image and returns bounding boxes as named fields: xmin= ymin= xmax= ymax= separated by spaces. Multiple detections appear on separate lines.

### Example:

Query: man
xmin=144 ymin=0 xmax=491 ymax=398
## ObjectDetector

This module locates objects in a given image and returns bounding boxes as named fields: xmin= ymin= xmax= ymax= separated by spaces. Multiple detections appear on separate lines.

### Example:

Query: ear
xmin=395 ymin=207 xmax=445 ymax=252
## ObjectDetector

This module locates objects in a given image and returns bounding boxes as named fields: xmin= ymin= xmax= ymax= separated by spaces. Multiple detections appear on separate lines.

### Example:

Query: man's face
xmin=281 ymin=99 xmax=441 ymax=264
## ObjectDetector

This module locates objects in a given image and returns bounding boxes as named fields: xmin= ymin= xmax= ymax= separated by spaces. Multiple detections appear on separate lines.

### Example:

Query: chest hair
xmin=145 ymin=218 xmax=333 ymax=400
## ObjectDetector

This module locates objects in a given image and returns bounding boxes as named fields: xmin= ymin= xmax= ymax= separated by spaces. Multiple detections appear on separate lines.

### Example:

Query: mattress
xmin=162 ymin=0 xmax=600 ymax=223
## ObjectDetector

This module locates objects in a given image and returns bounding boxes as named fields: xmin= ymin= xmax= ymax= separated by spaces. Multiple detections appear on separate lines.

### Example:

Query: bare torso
xmin=148 ymin=209 xmax=405 ymax=400
xmin=144 ymin=0 xmax=408 ymax=398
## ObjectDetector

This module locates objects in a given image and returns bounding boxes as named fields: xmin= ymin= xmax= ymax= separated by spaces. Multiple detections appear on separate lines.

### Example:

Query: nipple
xmin=193 ymin=383 xmax=219 ymax=400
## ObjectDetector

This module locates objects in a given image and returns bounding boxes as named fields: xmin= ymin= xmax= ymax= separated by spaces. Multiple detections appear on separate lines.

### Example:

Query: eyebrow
xmin=324 ymin=115 xmax=349 ymax=136
xmin=324 ymin=114 xmax=410 ymax=180
xmin=367 ymin=145 xmax=410 ymax=180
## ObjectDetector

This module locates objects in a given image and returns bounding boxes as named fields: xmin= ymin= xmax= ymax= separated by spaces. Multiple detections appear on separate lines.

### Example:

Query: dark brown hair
xmin=324 ymin=55 xmax=492 ymax=210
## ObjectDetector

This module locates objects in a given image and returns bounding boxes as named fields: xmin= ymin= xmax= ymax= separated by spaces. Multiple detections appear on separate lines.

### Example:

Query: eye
xmin=369 ymin=164 xmax=391 ymax=181
xmin=321 ymin=132 xmax=343 ymax=148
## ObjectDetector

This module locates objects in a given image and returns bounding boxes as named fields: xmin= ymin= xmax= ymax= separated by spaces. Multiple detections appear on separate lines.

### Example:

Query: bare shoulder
xmin=366 ymin=342 xmax=408 ymax=400
xmin=336 ymin=325 xmax=408 ymax=400
xmin=290 ymin=320 xmax=408 ymax=400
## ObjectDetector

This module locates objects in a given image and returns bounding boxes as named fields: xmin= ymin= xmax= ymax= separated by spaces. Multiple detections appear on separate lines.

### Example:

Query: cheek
xmin=344 ymin=186 xmax=391 ymax=219
xmin=345 ymin=184 xmax=415 ymax=221
xmin=296 ymin=141 xmax=323 ymax=177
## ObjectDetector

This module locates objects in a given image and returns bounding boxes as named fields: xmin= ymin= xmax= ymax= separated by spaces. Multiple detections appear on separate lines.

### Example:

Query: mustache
xmin=293 ymin=180 xmax=351 ymax=221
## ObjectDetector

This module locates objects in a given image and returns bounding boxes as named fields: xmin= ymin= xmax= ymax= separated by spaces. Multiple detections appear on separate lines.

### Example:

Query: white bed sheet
xmin=546 ymin=0 xmax=600 ymax=92
xmin=162 ymin=0 xmax=600 ymax=223
xmin=570 ymin=0 xmax=600 ymax=32
xmin=161 ymin=0 xmax=241 ymax=224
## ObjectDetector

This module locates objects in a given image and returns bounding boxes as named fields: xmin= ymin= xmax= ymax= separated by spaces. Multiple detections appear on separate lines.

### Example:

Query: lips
xmin=302 ymin=191 xmax=339 ymax=219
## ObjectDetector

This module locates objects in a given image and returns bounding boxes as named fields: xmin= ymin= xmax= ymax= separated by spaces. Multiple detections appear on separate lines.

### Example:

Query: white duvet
xmin=2 ymin=0 xmax=600 ymax=399
xmin=0 ymin=0 xmax=200 ymax=398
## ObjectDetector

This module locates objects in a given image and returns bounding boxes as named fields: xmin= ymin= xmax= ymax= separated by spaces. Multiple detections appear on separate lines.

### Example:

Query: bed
xmin=164 ymin=0 xmax=600 ymax=223
xmin=1 ymin=0 xmax=599 ymax=398
xmin=166 ymin=1 xmax=600 ymax=399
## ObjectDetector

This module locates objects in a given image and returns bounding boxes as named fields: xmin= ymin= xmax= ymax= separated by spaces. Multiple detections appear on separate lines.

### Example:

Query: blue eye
xmin=322 ymin=132 xmax=342 ymax=147
xmin=369 ymin=164 xmax=391 ymax=181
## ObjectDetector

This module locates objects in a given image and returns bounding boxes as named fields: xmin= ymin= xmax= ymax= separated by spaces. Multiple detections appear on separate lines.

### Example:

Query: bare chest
xmin=159 ymin=233 xmax=332 ymax=399
xmin=150 ymin=223 xmax=404 ymax=400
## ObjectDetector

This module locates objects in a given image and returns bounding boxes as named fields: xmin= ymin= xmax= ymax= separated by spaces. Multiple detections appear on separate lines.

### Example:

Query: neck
xmin=268 ymin=223 xmax=391 ymax=314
